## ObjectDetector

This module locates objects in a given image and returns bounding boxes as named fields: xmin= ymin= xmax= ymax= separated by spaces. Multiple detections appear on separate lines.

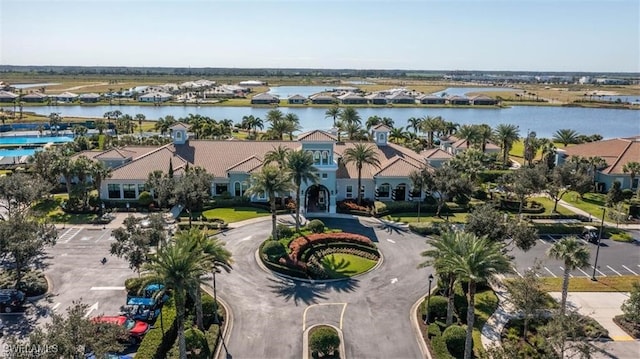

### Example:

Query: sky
xmin=0 ymin=0 xmax=638 ymax=72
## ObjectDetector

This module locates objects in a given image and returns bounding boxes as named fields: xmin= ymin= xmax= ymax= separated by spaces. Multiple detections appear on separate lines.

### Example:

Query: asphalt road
xmin=214 ymin=217 xmax=432 ymax=359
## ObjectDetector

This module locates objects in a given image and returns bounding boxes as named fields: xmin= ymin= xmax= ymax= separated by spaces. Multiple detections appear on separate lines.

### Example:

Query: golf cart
xmin=580 ymin=226 xmax=599 ymax=243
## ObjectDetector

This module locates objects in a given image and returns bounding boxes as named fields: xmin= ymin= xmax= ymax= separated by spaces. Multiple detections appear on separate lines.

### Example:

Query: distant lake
xmin=432 ymin=87 xmax=520 ymax=97
xmin=12 ymin=83 xmax=60 ymax=89
xmin=267 ymin=86 xmax=332 ymax=98
xmin=24 ymin=105 xmax=639 ymax=140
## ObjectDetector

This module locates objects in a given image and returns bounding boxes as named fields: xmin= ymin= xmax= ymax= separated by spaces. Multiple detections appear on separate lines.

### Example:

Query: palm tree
xmin=623 ymin=161 xmax=640 ymax=190
xmin=338 ymin=107 xmax=361 ymax=127
xmin=365 ymin=116 xmax=381 ymax=133
xmin=176 ymin=228 xmax=233 ymax=331
xmin=476 ymin=123 xmax=493 ymax=152
xmin=389 ymin=127 xmax=406 ymax=144
xmin=284 ymin=113 xmax=301 ymax=140
xmin=90 ymin=161 xmax=112 ymax=201
xmin=547 ymin=237 xmax=590 ymax=317
xmin=154 ymin=115 xmax=177 ymax=136
xmin=286 ymin=150 xmax=319 ymax=231
xmin=418 ymin=230 xmax=459 ymax=325
xmin=135 ymin=113 xmax=146 ymax=137
xmin=457 ymin=124 xmax=480 ymax=149
xmin=264 ymin=145 xmax=290 ymax=170
xmin=265 ymin=109 xmax=284 ymax=124
xmin=553 ymin=129 xmax=580 ymax=147
xmin=407 ymin=117 xmax=423 ymax=135
xmin=48 ymin=112 xmax=62 ymax=136
xmin=493 ymin=124 xmax=520 ymax=166
xmin=143 ymin=239 xmax=210 ymax=359
xmin=342 ymin=144 xmax=380 ymax=205
xmin=246 ymin=166 xmax=294 ymax=240
xmin=421 ymin=116 xmax=443 ymax=148
xmin=325 ymin=106 xmax=341 ymax=127
xmin=586 ymin=156 xmax=607 ymax=192
xmin=440 ymin=232 xmax=512 ymax=359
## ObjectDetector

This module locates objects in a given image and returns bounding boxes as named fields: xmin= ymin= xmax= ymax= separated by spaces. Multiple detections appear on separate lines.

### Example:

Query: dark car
xmin=0 ymin=289 xmax=26 ymax=313
xmin=123 ymin=297 xmax=162 ymax=322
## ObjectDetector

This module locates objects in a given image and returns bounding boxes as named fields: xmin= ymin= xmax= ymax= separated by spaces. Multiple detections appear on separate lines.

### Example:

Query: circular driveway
xmin=213 ymin=216 xmax=432 ymax=359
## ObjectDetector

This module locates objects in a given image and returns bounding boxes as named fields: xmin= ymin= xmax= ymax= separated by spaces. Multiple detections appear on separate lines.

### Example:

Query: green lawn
xmin=201 ymin=207 xmax=270 ymax=223
xmin=472 ymin=289 xmax=499 ymax=358
xmin=562 ymin=191 xmax=607 ymax=217
xmin=320 ymin=253 xmax=378 ymax=279
xmin=530 ymin=196 xmax=575 ymax=215
xmin=385 ymin=212 xmax=468 ymax=224
xmin=540 ymin=275 xmax=640 ymax=292
xmin=32 ymin=194 xmax=98 ymax=224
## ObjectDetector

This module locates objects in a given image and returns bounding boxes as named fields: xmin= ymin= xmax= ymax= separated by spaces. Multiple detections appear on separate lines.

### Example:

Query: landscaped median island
xmin=259 ymin=220 xmax=380 ymax=280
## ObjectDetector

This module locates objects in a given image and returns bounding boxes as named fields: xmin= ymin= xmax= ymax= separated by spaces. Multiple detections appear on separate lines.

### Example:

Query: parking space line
xmin=51 ymin=302 xmax=61 ymax=313
xmin=577 ymin=268 xmax=591 ymax=278
xmin=622 ymin=265 xmax=638 ymax=275
xmin=512 ymin=266 xmax=523 ymax=278
xmin=591 ymin=266 xmax=606 ymax=277
xmin=61 ymin=228 xmax=82 ymax=244
xmin=560 ymin=267 xmax=574 ymax=278
xmin=95 ymin=230 xmax=113 ymax=242
xmin=544 ymin=267 xmax=557 ymax=278
xmin=607 ymin=265 xmax=622 ymax=276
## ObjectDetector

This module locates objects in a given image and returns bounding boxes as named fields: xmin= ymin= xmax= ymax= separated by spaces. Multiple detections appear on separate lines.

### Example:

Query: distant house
xmin=287 ymin=94 xmax=307 ymax=105
xmin=78 ymin=93 xmax=101 ymax=103
xmin=310 ymin=94 xmax=337 ymax=105
xmin=417 ymin=95 xmax=446 ymax=105
xmin=366 ymin=93 xmax=388 ymax=105
xmin=556 ymin=136 xmax=640 ymax=191
xmin=250 ymin=93 xmax=280 ymax=105
xmin=447 ymin=96 xmax=470 ymax=105
xmin=386 ymin=93 xmax=416 ymax=104
xmin=56 ymin=92 xmax=78 ymax=103
xmin=22 ymin=92 xmax=48 ymax=103
xmin=470 ymin=95 xmax=498 ymax=106
xmin=239 ymin=80 xmax=266 ymax=87
xmin=439 ymin=135 xmax=500 ymax=155
xmin=139 ymin=92 xmax=173 ymax=103
xmin=0 ymin=91 xmax=18 ymax=103
xmin=338 ymin=92 xmax=368 ymax=105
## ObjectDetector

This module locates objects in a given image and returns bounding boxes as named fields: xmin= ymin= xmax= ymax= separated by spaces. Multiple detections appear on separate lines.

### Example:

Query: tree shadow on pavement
xmin=266 ymin=277 xmax=329 ymax=306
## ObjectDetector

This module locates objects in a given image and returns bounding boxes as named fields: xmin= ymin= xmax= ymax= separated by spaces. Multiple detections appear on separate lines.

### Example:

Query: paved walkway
xmin=558 ymin=199 xmax=640 ymax=231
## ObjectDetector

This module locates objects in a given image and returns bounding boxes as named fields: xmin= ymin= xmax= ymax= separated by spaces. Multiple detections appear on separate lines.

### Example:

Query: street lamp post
xmin=591 ymin=208 xmax=606 ymax=281
xmin=424 ymin=273 xmax=434 ymax=324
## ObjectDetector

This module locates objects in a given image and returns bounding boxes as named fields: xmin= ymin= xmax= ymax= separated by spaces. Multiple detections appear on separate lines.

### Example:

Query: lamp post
xmin=591 ymin=208 xmax=606 ymax=281
xmin=424 ymin=273 xmax=434 ymax=324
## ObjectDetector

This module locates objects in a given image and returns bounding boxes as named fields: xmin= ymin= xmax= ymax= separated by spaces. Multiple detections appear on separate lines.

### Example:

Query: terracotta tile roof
xmin=110 ymin=146 xmax=187 ymax=180
xmin=227 ymin=155 xmax=263 ymax=172
xmin=374 ymin=157 xmax=421 ymax=177
xmin=334 ymin=141 xmax=425 ymax=179
xmin=561 ymin=136 xmax=640 ymax=174
xmin=170 ymin=123 xmax=189 ymax=130
xmin=95 ymin=148 xmax=137 ymax=160
xmin=297 ymin=130 xmax=337 ymax=142
xmin=420 ymin=148 xmax=453 ymax=160
xmin=71 ymin=150 xmax=103 ymax=161
xmin=120 ymin=146 xmax=160 ymax=159
xmin=173 ymin=140 xmax=300 ymax=178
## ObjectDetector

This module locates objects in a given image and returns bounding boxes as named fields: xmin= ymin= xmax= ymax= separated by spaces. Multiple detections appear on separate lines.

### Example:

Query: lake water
xmin=433 ymin=87 xmax=520 ymax=97
xmin=12 ymin=83 xmax=60 ymax=89
xmin=268 ymin=86 xmax=333 ymax=98
xmin=24 ymin=105 xmax=640 ymax=140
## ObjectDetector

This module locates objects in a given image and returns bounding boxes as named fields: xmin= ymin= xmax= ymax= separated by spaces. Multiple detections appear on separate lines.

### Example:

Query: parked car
xmin=0 ymin=289 xmax=26 ymax=313
xmin=92 ymin=315 xmax=150 ymax=342
xmin=122 ymin=297 xmax=162 ymax=322
xmin=580 ymin=225 xmax=600 ymax=243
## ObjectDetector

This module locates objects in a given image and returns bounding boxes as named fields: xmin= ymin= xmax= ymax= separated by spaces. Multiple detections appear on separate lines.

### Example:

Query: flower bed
xmin=288 ymin=232 xmax=376 ymax=263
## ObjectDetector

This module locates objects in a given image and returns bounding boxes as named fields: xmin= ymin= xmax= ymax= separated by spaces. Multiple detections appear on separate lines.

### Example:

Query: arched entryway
xmin=305 ymin=184 xmax=330 ymax=213
xmin=394 ymin=184 xmax=407 ymax=201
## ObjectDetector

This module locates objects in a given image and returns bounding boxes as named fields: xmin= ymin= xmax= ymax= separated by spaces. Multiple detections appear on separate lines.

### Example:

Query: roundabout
xmin=214 ymin=215 xmax=433 ymax=359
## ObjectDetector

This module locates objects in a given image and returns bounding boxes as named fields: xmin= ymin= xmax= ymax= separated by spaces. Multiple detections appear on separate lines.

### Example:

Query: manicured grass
xmin=385 ymin=212 xmax=468 ymax=224
xmin=201 ymin=206 xmax=269 ymax=223
xmin=562 ymin=191 xmax=607 ymax=217
xmin=320 ymin=253 xmax=377 ymax=279
xmin=539 ymin=276 xmax=640 ymax=292
xmin=32 ymin=196 xmax=98 ymax=224
xmin=472 ymin=288 xmax=499 ymax=358
xmin=530 ymin=196 xmax=575 ymax=215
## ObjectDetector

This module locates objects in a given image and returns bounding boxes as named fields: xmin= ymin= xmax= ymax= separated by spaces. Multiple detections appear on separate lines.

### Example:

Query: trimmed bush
xmin=137 ymin=296 xmax=178 ymax=359
xmin=138 ymin=191 xmax=153 ymax=207
xmin=276 ymin=224 xmax=295 ymax=239
xmin=307 ymin=219 xmax=325 ymax=234
xmin=427 ymin=323 xmax=441 ymax=338
xmin=442 ymin=325 xmax=467 ymax=358
xmin=309 ymin=326 xmax=340 ymax=357
xmin=201 ymin=293 xmax=221 ymax=328
xmin=15 ymin=271 xmax=48 ymax=297
xmin=204 ymin=324 xmax=221 ymax=356
xmin=426 ymin=295 xmax=448 ymax=321
xmin=430 ymin=335 xmax=454 ymax=359
xmin=262 ymin=240 xmax=287 ymax=262
xmin=288 ymin=232 xmax=376 ymax=263
xmin=125 ymin=277 xmax=145 ymax=296
xmin=454 ymin=286 xmax=468 ymax=324
xmin=409 ymin=222 xmax=441 ymax=236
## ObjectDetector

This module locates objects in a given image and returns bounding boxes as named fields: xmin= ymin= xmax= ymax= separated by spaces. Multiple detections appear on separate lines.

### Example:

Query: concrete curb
xmin=410 ymin=295 xmax=432 ymax=359
xmin=302 ymin=324 xmax=346 ymax=359
xmin=26 ymin=273 xmax=54 ymax=302
xmin=201 ymin=285 xmax=233 ymax=359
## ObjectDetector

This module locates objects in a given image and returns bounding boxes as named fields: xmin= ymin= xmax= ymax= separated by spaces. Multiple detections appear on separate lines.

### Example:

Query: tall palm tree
xmin=264 ymin=145 xmax=290 ymax=170
xmin=325 ymin=106 xmax=341 ymax=127
xmin=135 ymin=113 xmax=146 ymax=137
xmin=48 ymin=112 xmax=62 ymax=136
xmin=440 ymin=232 xmax=512 ymax=359
xmin=418 ymin=230 xmax=459 ymax=325
xmin=407 ymin=117 xmax=423 ymax=135
xmin=365 ymin=116 xmax=381 ymax=133
xmin=553 ymin=129 xmax=580 ymax=147
xmin=284 ymin=113 xmax=301 ymax=140
xmin=176 ymin=228 xmax=233 ymax=331
xmin=90 ymin=161 xmax=112 ymax=201
xmin=476 ymin=123 xmax=493 ymax=152
xmin=421 ymin=116 xmax=443 ymax=148
xmin=586 ymin=156 xmax=607 ymax=192
xmin=457 ymin=124 xmax=480 ymax=149
xmin=286 ymin=150 xmax=319 ymax=231
xmin=246 ymin=166 xmax=294 ymax=239
xmin=338 ymin=107 xmax=361 ymax=127
xmin=154 ymin=115 xmax=177 ymax=136
xmin=342 ymin=144 xmax=380 ymax=205
xmin=265 ymin=109 xmax=284 ymax=124
xmin=493 ymin=124 xmax=520 ymax=166
xmin=143 ymin=240 xmax=210 ymax=359
xmin=547 ymin=237 xmax=590 ymax=317
xmin=623 ymin=161 xmax=640 ymax=190
xmin=389 ymin=127 xmax=406 ymax=144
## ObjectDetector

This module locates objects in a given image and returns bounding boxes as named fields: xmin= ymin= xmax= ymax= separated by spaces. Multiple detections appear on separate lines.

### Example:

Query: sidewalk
xmin=558 ymin=199 xmax=640 ymax=231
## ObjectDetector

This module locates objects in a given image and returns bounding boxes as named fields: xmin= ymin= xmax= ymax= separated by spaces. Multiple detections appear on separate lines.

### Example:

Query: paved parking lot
xmin=0 ymin=227 xmax=137 ymax=343
xmin=511 ymin=234 xmax=640 ymax=279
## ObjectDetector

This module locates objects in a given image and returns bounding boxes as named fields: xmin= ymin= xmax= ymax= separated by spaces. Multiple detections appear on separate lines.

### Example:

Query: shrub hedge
xmin=288 ymin=232 xmax=376 ymax=263
xmin=136 ymin=296 xmax=178 ymax=359
xmin=442 ymin=325 xmax=467 ymax=358
xmin=425 ymin=295 xmax=448 ymax=321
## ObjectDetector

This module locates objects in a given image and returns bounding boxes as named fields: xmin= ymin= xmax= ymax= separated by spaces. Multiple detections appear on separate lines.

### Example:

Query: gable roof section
xmin=0 ymin=91 xmax=18 ymax=99
xmin=288 ymin=94 xmax=307 ymax=100
xmin=95 ymin=148 xmax=137 ymax=160
xmin=562 ymin=136 xmax=640 ymax=174
xmin=374 ymin=156 xmax=421 ymax=177
xmin=227 ymin=155 xmax=263 ymax=173
xmin=110 ymin=146 xmax=187 ymax=180
xmin=335 ymin=141 xmax=425 ymax=179
xmin=420 ymin=148 xmax=453 ymax=160
xmin=170 ymin=122 xmax=189 ymax=130
xmin=297 ymin=130 xmax=337 ymax=142
xmin=372 ymin=124 xmax=392 ymax=132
